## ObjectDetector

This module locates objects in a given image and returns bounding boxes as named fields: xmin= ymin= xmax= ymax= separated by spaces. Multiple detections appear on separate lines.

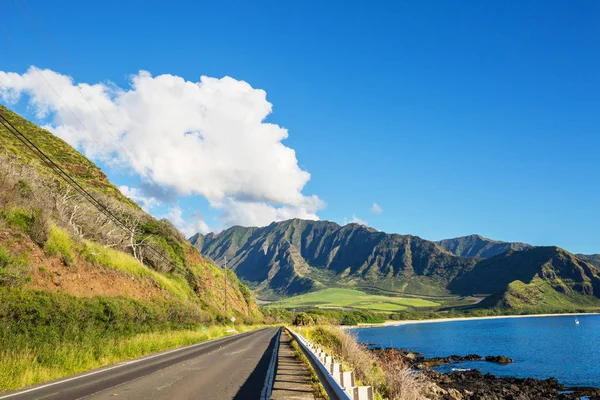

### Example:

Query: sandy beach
xmin=349 ymin=312 xmax=600 ymax=329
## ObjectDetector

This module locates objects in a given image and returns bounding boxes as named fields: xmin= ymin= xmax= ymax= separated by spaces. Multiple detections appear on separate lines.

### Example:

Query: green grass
xmin=0 ymin=207 xmax=34 ymax=232
xmin=81 ymin=241 xmax=193 ymax=300
xmin=44 ymin=225 xmax=75 ymax=266
xmin=494 ymin=277 xmax=600 ymax=312
xmin=0 ymin=287 xmax=267 ymax=392
xmin=270 ymin=288 xmax=439 ymax=311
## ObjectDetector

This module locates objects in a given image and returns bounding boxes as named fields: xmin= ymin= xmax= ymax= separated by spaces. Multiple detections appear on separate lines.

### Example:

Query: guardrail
xmin=286 ymin=328 xmax=373 ymax=400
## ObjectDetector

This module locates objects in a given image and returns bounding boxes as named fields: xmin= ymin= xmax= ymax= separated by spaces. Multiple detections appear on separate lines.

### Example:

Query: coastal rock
xmin=485 ymin=355 xmax=514 ymax=364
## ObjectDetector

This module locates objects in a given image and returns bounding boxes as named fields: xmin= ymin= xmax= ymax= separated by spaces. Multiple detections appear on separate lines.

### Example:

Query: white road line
xmin=0 ymin=330 xmax=256 ymax=399
xmin=260 ymin=328 xmax=282 ymax=400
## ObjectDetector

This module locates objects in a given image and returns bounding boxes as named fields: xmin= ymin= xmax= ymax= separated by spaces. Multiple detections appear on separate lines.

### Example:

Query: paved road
xmin=1 ymin=327 xmax=281 ymax=400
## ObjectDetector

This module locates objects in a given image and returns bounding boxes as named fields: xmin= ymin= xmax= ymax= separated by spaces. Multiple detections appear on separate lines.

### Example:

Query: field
xmin=269 ymin=288 xmax=440 ymax=311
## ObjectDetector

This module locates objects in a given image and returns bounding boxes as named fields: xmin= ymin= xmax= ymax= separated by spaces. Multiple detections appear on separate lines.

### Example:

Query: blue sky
xmin=1 ymin=0 xmax=599 ymax=253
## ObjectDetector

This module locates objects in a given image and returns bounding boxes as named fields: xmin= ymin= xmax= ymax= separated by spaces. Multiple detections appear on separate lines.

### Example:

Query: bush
xmin=294 ymin=312 xmax=315 ymax=326
xmin=29 ymin=208 xmax=50 ymax=246
xmin=44 ymin=226 xmax=75 ymax=266
xmin=0 ymin=245 xmax=31 ymax=287
xmin=1 ymin=207 xmax=34 ymax=232
xmin=341 ymin=314 xmax=360 ymax=326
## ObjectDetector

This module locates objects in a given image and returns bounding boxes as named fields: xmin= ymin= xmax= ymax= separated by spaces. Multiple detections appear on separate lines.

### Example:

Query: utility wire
xmin=0 ymin=111 xmax=176 ymax=269
xmin=0 ymin=21 xmax=109 ymax=156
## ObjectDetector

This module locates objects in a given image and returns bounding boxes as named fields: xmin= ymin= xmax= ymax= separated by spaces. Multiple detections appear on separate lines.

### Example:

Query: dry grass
xmin=374 ymin=349 xmax=428 ymax=400
xmin=300 ymin=326 xmax=428 ymax=400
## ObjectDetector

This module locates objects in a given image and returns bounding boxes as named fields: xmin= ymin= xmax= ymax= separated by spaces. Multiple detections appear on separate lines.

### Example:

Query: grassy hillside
xmin=0 ymin=104 xmax=261 ymax=391
xmin=269 ymin=288 xmax=440 ymax=311
xmin=451 ymin=247 xmax=600 ymax=311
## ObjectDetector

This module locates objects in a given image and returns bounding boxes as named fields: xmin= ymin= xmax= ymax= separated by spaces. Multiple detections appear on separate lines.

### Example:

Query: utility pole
xmin=224 ymin=256 xmax=227 ymax=312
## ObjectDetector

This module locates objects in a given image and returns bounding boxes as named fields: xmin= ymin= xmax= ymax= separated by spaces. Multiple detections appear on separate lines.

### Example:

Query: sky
xmin=0 ymin=0 xmax=598 ymax=254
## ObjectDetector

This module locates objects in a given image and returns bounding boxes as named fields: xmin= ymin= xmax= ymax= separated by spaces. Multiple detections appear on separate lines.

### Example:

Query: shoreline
xmin=348 ymin=312 xmax=600 ymax=329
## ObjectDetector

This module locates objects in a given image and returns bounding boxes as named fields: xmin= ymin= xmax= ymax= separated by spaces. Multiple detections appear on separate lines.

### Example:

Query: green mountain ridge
xmin=436 ymin=234 xmax=531 ymax=258
xmin=191 ymin=219 xmax=479 ymax=299
xmin=191 ymin=220 xmax=600 ymax=311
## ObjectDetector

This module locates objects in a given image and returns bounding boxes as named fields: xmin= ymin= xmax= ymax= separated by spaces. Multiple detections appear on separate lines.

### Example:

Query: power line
xmin=0 ymin=111 xmax=176 ymax=270
xmin=0 ymin=21 xmax=109 ymax=156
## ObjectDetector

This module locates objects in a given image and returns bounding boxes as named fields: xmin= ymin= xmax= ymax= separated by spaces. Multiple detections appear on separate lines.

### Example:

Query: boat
xmin=575 ymin=318 xmax=580 ymax=325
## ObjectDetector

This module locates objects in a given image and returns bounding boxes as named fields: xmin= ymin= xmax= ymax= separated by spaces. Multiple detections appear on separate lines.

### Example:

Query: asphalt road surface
xmin=1 ymin=327 xmax=281 ymax=400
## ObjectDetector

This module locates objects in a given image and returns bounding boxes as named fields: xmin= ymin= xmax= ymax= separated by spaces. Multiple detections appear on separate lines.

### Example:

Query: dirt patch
xmin=0 ymin=228 xmax=163 ymax=300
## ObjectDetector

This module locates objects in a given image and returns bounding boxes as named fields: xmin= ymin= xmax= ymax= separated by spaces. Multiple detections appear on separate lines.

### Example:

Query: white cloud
xmin=165 ymin=206 xmax=211 ymax=237
xmin=217 ymin=196 xmax=324 ymax=227
xmin=343 ymin=214 xmax=368 ymax=226
xmin=0 ymin=67 xmax=323 ymax=231
xmin=118 ymin=185 xmax=160 ymax=212
xmin=370 ymin=202 xmax=383 ymax=215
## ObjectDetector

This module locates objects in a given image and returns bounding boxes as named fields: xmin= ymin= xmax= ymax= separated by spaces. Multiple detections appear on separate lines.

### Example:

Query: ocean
xmin=354 ymin=314 xmax=600 ymax=388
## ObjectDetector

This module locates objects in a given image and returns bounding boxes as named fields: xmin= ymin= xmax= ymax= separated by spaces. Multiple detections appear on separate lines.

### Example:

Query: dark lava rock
xmin=485 ymin=355 xmax=514 ymax=364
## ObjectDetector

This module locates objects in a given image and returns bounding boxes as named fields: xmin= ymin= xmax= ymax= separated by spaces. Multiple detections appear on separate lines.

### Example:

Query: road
xmin=1 ymin=327 xmax=281 ymax=400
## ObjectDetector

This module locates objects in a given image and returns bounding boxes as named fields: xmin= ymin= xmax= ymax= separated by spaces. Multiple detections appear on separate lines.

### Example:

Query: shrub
xmin=44 ymin=226 xmax=75 ymax=266
xmin=294 ymin=312 xmax=315 ymax=326
xmin=341 ymin=314 xmax=360 ymax=326
xmin=1 ymin=207 xmax=33 ymax=232
xmin=0 ymin=246 xmax=31 ymax=287
xmin=29 ymin=209 xmax=50 ymax=246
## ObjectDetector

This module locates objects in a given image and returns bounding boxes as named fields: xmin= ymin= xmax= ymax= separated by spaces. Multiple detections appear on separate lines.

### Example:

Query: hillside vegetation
xmin=0 ymin=105 xmax=260 ymax=391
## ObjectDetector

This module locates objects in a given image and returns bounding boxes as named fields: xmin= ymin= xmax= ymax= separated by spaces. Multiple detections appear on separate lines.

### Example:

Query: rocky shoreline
xmin=370 ymin=348 xmax=600 ymax=400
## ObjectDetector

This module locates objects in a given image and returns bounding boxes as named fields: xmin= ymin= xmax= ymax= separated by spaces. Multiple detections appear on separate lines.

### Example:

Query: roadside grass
xmin=296 ymin=325 xmax=425 ymax=400
xmin=81 ymin=241 xmax=193 ymax=300
xmin=0 ymin=325 xmax=264 ymax=392
xmin=271 ymin=288 xmax=439 ymax=312
xmin=0 ymin=287 xmax=267 ymax=392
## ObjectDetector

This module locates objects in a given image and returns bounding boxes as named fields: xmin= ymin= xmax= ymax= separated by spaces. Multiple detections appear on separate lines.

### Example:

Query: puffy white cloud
xmin=217 ymin=196 xmax=324 ymax=227
xmin=165 ymin=206 xmax=211 ymax=237
xmin=118 ymin=185 xmax=160 ymax=212
xmin=370 ymin=202 xmax=383 ymax=214
xmin=343 ymin=214 xmax=368 ymax=226
xmin=0 ymin=67 xmax=323 ymax=231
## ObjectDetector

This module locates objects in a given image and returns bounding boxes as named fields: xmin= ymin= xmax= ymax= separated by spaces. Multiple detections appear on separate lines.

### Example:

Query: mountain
xmin=436 ymin=234 xmax=531 ymax=258
xmin=0 ymin=104 xmax=258 ymax=319
xmin=578 ymin=254 xmax=600 ymax=269
xmin=450 ymin=246 xmax=600 ymax=310
xmin=191 ymin=219 xmax=476 ymax=299
xmin=191 ymin=220 xmax=600 ymax=312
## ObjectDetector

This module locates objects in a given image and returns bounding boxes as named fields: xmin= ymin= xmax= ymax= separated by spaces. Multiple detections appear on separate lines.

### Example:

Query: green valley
xmin=269 ymin=288 xmax=440 ymax=311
